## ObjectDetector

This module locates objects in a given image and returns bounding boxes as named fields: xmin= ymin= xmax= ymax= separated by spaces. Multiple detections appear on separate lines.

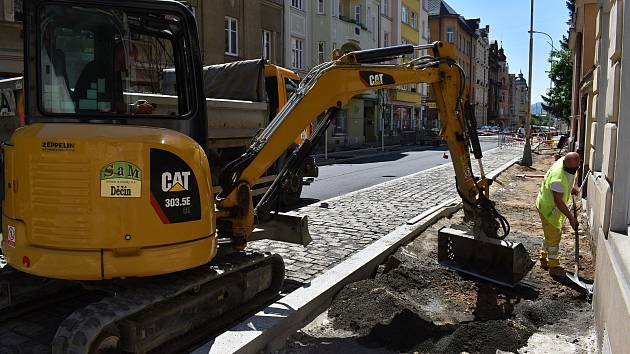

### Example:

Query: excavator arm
xmin=216 ymin=42 xmax=499 ymax=245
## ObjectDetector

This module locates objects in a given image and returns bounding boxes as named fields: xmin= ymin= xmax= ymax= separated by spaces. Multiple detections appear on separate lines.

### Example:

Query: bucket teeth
xmin=437 ymin=227 xmax=534 ymax=287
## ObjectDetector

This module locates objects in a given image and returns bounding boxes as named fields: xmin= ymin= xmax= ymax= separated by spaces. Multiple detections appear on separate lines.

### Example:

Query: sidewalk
xmin=250 ymin=145 xmax=523 ymax=288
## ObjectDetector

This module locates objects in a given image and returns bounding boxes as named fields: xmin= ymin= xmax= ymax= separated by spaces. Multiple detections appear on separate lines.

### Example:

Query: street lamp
xmin=521 ymin=0 xmax=535 ymax=166
xmin=529 ymin=30 xmax=556 ymax=91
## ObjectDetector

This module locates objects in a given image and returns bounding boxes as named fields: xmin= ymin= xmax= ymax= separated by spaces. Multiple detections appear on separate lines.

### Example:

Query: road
xmin=301 ymin=139 xmax=499 ymax=203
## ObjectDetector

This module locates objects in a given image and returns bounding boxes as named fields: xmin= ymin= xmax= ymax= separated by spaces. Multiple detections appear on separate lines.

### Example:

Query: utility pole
xmin=521 ymin=0 xmax=534 ymax=166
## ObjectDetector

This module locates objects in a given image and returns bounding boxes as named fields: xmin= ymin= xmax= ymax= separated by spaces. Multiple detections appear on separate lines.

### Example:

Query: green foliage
xmin=531 ymin=114 xmax=553 ymax=126
xmin=541 ymin=36 xmax=572 ymax=122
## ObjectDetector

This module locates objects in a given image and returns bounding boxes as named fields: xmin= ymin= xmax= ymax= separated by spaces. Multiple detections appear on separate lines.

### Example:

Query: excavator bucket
xmin=438 ymin=227 xmax=534 ymax=287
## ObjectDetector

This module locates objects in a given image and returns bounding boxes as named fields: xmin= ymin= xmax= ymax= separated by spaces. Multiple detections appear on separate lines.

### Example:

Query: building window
xmin=411 ymin=12 xmax=417 ymax=29
xmin=354 ymin=5 xmax=361 ymax=23
xmin=291 ymin=0 xmax=303 ymax=10
xmin=447 ymin=27 xmax=454 ymax=43
xmin=401 ymin=5 xmax=408 ymax=24
xmin=422 ymin=20 xmax=426 ymax=37
xmin=384 ymin=31 xmax=390 ymax=47
xmin=317 ymin=0 xmax=325 ymax=14
xmin=291 ymin=37 xmax=303 ymax=69
xmin=4 ymin=0 xmax=23 ymax=22
xmin=318 ymin=42 xmax=325 ymax=63
xmin=382 ymin=0 xmax=390 ymax=17
xmin=225 ymin=16 xmax=238 ymax=55
xmin=262 ymin=30 xmax=272 ymax=61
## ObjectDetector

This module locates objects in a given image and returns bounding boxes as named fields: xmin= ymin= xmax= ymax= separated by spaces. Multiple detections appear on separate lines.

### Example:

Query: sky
xmin=446 ymin=0 xmax=570 ymax=104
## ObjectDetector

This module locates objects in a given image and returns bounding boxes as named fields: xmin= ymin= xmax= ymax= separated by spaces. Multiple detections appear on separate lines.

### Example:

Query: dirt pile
xmin=282 ymin=153 xmax=596 ymax=354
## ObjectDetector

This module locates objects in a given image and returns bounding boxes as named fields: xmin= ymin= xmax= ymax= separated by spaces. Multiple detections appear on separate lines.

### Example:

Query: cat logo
xmin=359 ymin=71 xmax=394 ymax=88
xmin=162 ymin=171 xmax=191 ymax=192
xmin=368 ymin=74 xmax=384 ymax=86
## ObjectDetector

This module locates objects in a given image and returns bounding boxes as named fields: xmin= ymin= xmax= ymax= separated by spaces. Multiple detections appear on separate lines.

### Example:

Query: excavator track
xmin=0 ymin=252 xmax=284 ymax=354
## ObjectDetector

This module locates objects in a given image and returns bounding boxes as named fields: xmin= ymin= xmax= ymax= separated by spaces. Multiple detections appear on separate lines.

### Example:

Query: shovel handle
xmin=572 ymin=195 xmax=580 ymax=272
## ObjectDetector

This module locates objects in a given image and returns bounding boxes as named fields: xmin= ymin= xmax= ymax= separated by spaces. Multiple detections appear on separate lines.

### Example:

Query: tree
xmin=541 ymin=37 xmax=572 ymax=122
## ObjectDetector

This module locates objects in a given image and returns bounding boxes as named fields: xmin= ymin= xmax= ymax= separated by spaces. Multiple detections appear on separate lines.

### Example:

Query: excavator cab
xmin=27 ymin=0 xmax=206 ymax=147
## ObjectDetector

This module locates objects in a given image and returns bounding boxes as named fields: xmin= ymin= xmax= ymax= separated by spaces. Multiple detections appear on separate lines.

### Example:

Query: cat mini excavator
xmin=0 ymin=0 xmax=532 ymax=352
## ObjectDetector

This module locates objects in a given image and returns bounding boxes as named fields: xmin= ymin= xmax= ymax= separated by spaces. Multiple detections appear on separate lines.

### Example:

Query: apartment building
xmin=497 ymin=46 xmax=510 ymax=127
xmin=427 ymin=0 xmax=477 ymax=126
xmin=569 ymin=0 xmax=630 ymax=350
xmin=487 ymin=40 xmax=500 ymax=125
xmin=0 ymin=0 xmax=23 ymax=78
xmin=474 ymin=25 xmax=490 ymax=126
xmin=513 ymin=72 xmax=528 ymax=127
xmin=186 ymin=0 xmax=284 ymax=65
xmin=375 ymin=0 xmax=429 ymax=145
xmin=300 ymin=0 xmax=381 ymax=148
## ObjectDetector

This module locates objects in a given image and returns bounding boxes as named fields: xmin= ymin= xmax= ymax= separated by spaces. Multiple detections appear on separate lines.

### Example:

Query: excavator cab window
xmin=37 ymin=3 xmax=192 ymax=117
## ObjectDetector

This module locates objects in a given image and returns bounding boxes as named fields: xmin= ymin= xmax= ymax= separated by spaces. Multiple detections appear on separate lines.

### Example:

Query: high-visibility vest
xmin=536 ymin=157 xmax=571 ymax=229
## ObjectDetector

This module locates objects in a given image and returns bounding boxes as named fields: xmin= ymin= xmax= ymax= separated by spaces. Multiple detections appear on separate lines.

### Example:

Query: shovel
xmin=565 ymin=195 xmax=593 ymax=297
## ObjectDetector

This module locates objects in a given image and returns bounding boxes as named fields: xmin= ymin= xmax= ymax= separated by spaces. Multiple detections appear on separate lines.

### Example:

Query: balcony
xmin=333 ymin=16 xmax=376 ymax=50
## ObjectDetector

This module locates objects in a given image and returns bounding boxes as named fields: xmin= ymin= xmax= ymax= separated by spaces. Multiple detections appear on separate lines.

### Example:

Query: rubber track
xmin=52 ymin=252 xmax=270 ymax=354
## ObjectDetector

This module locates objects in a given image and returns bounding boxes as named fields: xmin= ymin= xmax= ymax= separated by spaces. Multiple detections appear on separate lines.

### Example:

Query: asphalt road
xmin=300 ymin=139 xmax=499 ymax=204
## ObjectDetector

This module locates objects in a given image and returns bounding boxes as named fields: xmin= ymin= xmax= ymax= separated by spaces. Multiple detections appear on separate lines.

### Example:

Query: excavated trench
xmin=280 ymin=153 xmax=595 ymax=354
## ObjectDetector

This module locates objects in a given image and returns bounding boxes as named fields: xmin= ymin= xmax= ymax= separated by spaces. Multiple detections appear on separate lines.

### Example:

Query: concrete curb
xmin=190 ymin=147 xmax=522 ymax=354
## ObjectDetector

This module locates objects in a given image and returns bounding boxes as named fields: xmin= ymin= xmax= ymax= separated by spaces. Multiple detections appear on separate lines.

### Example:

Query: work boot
xmin=539 ymin=257 xmax=549 ymax=270
xmin=548 ymin=266 xmax=566 ymax=278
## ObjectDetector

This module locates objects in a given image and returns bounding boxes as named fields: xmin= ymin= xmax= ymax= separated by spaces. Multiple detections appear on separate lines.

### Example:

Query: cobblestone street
xmin=250 ymin=146 xmax=523 ymax=286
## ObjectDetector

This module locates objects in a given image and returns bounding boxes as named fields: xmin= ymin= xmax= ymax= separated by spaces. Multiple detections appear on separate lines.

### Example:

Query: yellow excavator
xmin=0 ymin=0 xmax=532 ymax=353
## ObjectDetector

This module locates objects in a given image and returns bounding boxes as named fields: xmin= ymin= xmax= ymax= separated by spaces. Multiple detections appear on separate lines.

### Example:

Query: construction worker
xmin=536 ymin=152 xmax=581 ymax=275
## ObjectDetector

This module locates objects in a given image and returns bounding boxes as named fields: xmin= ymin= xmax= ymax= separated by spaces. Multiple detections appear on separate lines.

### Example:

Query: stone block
xmin=599 ymin=177 xmax=613 ymax=236
xmin=587 ymin=173 xmax=602 ymax=232
xmin=589 ymin=147 xmax=597 ymax=173
xmin=593 ymin=66 xmax=600 ymax=93
xmin=605 ymin=61 xmax=621 ymax=122
xmin=602 ymin=123 xmax=617 ymax=182
xmin=590 ymin=122 xmax=598 ymax=148
xmin=591 ymin=94 xmax=599 ymax=123
xmin=608 ymin=0 xmax=623 ymax=62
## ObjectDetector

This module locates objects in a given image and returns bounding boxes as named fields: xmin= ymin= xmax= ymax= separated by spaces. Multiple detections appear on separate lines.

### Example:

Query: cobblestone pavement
xmin=250 ymin=146 xmax=523 ymax=287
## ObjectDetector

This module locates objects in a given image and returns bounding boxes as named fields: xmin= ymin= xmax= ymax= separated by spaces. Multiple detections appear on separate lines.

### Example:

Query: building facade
xmin=0 ymin=0 xmax=23 ymax=78
xmin=185 ymin=0 xmax=284 ymax=66
xmin=513 ymin=72 xmax=528 ymax=127
xmin=282 ymin=0 xmax=384 ymax=149
xmin=474 ymin=25 xmax=490 ymax=126
xmin=569 ymin=0 xmax=630 ymax=351
xmin=487 ymin=40 xmax=500 ymax=125
xmin=427 ymin=0 xmax=477 ymax=128
xmin=375 ymin=0 xmax=429 ymax=146
xmin=497 ymin=46 xmax=510 ymax=127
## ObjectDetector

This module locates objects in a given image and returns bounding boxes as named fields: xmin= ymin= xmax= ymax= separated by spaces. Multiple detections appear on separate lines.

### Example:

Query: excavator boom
xmin=216 ymin=43 xmax=533 ymax=286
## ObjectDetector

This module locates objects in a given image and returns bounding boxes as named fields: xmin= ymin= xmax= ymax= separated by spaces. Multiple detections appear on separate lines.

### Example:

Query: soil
xmin=278 ymin=152 xmax=596 ymax=354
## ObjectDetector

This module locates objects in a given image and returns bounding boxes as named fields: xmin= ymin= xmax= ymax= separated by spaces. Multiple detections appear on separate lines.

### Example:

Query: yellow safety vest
xmin=536 ymin=157 xmax=571 ymax=229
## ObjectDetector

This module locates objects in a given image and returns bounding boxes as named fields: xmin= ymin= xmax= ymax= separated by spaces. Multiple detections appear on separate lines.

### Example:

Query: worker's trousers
xmin=539 ymin=212 xmax=562 ymax=267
